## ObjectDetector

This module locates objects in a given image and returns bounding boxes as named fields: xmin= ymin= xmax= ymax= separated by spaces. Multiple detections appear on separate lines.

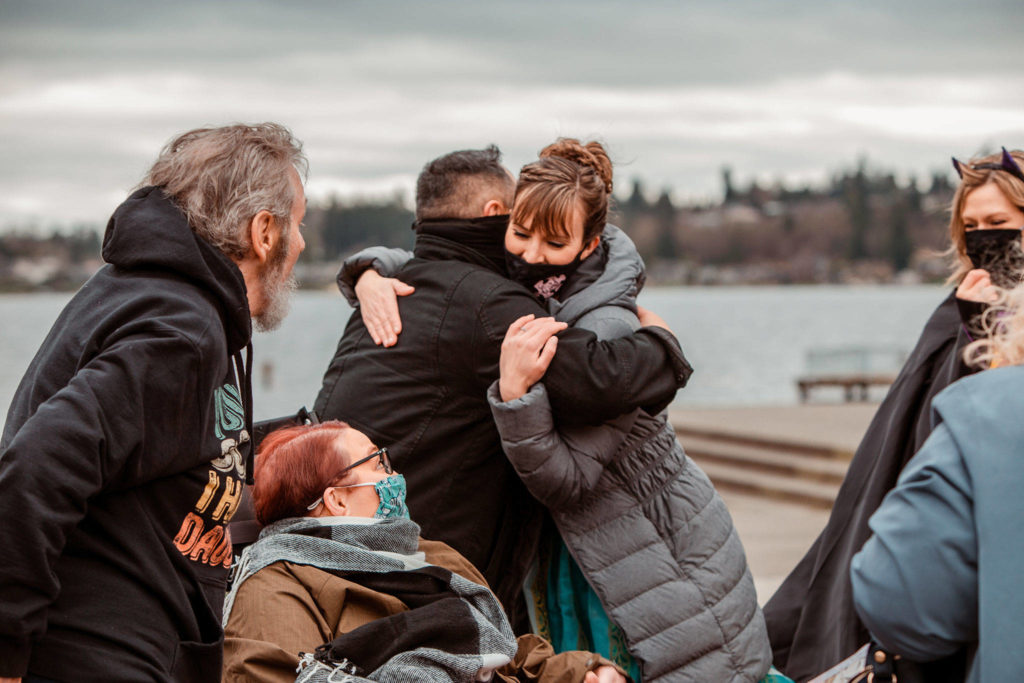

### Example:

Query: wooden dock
xmin=796 ymin=373 xmax=896 ymax=402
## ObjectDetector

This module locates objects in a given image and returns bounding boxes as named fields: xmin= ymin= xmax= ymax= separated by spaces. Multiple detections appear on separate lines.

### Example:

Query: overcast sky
xmin=2 ymin=0 xmax=1023 ymax=229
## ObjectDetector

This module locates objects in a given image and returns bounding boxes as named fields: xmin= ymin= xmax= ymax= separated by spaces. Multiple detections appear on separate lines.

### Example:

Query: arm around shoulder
xmin=543 ymin=325 xmax=692 ymax=426
xmin=336 ymin=246 xmax=414 ymax=306
xmin=487 ymin=380 xmax=634 ymax=508
xmin=470 ymin=281 xmax=690 ymax=425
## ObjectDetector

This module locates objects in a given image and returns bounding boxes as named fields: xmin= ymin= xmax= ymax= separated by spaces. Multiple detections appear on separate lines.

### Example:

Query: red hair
xmin=252 ymin=421 xmax=357 ymax=526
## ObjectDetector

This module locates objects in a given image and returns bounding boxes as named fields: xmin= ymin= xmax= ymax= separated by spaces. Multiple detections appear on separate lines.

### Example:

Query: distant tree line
xmin=613 ymin=161 xmax=956 ymax=283
xmin=0 ymin=159 xmax=962 ymax=290
xmin=302 ymin=195 xmax=415 ymax=262
xmin=0 ymin=227 xmax=101 ymax=291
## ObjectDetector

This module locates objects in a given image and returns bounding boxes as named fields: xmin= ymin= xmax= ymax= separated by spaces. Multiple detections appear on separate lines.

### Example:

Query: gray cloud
xmin=2 ymin=0 xmax=1023 ymax=227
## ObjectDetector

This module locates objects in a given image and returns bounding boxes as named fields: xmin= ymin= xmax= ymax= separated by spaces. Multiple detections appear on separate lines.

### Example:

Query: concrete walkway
xmin=670 ymin=403 xmax=881 ymax=602
xmin=723 ymin=490 xmax=831 ymax=603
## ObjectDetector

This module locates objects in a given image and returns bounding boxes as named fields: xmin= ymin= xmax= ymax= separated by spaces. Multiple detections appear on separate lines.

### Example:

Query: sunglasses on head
xmin=952 ymin=147 xmax=1024 ymax=185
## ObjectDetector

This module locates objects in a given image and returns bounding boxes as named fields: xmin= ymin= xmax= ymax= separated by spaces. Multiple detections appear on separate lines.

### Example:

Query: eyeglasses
xmin=952 ymin=147 xmax=1024 ymax=185
xmin=339 ymin=447 xmax=392 ymax=476
xmin=306 ymin=447 xmax=393 ymax=511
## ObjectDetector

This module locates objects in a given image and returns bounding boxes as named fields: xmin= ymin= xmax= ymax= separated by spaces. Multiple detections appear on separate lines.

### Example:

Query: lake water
xmin=0 ymin=285 xmax=948 ymax=427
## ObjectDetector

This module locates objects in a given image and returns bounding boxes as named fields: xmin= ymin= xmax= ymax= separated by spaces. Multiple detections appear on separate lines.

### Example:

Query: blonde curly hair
xmin=964 ymin=282 xmax=1024 ymax=368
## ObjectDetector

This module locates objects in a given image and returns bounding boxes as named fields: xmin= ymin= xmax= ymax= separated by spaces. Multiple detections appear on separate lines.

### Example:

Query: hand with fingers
xmin=584 ymin=665 xmax=627 ymax=683
xmin=354 ymin=269 xmax=415 ymax=347
xmin=498 ymin=314 xmax=568 ymax=402
xmin=956 ymin=268 xmax=998 ymax=303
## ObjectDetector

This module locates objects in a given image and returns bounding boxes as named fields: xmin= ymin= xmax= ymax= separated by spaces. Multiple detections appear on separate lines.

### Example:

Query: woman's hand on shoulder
xmin=956 ymin=268 xmax=997 ymax=303
xmin=499 ymin=314 xmax=567 ymax=402
xmin=584 ymin=665 xmax=627 ymax=683
xmin=355 ymin=269 xmax=415 ymax=347
xmin=636 ymin=305 xmax=672 ymax=332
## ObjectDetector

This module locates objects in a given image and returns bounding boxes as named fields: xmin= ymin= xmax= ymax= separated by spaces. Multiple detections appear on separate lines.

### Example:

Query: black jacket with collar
xmin=0 ymin=187 xmax=253 ymax=682
xmin=314 ymin=218 xmax=691 ymax=627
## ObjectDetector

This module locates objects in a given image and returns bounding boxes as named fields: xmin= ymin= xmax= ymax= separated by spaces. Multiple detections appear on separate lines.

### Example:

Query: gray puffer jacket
xmin=487 ymin=226 xmax=772 ymax=682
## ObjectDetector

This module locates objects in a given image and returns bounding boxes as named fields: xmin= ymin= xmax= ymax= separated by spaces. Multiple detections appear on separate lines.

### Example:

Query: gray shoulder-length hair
xmin=143 ymin=123 xmax=308 ymax=260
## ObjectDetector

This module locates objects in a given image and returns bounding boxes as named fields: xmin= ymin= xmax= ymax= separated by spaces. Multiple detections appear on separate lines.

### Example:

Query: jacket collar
xmin=412 ymin=215 xmax=510 ymax=276
xmin=548 ymin=224 xmax=645 ymax=325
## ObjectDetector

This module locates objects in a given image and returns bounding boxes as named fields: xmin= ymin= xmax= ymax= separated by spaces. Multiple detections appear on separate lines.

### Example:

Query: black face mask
xmin=505 ymin=249 xmax=586 ymax=300
xmin=964 ymin=228 xmax=1024 ymax=288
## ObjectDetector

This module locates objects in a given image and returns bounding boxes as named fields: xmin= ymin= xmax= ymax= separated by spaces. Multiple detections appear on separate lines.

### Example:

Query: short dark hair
xmin=415 ymin=145 xmax=514 ymax=220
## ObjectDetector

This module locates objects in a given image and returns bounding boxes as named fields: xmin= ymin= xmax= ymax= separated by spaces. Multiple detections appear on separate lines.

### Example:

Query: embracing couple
xmin=305 ymin=139 xmax=775 ymax=682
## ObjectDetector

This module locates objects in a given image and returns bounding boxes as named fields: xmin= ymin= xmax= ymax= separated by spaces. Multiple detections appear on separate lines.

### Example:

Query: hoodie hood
xmin=103 ymin=185 xmax=258 ymax=482
xmin=548 ymin=224 xmax=646 ymax=326
xmin=103 ymin=186 xmax=252 ymax=353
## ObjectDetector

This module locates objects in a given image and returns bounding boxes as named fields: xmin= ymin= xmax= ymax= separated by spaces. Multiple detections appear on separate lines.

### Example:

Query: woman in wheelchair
xmin=221 ymin=420 xmax=627 ymax=683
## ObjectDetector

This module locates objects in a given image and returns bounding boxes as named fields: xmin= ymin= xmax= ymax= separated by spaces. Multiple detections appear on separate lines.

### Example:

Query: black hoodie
xmin=0 ymin=187 xmax=253 ymax=682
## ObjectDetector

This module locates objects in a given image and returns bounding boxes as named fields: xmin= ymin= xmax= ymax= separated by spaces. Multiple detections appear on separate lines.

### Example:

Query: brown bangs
xmin=511 ymin=182 xmax=578 ymax=242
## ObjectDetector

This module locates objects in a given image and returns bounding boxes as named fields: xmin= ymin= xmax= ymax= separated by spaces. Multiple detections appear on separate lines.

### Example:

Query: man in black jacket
xmin=314 ymin=146 xmax=691 ymax=629
xmin=0 ymin=123 xmax=307 ymax=683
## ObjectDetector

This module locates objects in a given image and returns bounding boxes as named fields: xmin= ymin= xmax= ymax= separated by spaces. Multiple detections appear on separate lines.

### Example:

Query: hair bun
xmin=540 ymin=138 xmax=613 ymax=194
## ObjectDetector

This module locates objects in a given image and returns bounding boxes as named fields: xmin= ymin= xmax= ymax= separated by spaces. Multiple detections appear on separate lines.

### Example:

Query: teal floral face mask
xmin=317 ymin=473 xmax=409 ymax=520
xmin=307 ymin=471 xmax=410 ymax=520
xmin=368 ymin=474 xmax=410 ymax=520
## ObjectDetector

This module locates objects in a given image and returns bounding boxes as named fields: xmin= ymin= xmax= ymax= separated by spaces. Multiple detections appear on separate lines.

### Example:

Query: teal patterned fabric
xmin=527 ymin=534 xmax=788 ymax=683
xmin=759 ymin=667 xmax=795 ymax=682
xmin=529 ymin=535 xmax=642 ymax=681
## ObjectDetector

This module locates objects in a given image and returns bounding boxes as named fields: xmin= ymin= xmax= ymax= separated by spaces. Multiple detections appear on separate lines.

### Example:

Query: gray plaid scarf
xmin=223 ymin=516 xmax=517 ymax=682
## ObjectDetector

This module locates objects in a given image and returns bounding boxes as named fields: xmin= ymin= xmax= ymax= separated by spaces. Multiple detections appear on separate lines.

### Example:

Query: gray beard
xmin=253 ymin=266 xmax=297 ymax=332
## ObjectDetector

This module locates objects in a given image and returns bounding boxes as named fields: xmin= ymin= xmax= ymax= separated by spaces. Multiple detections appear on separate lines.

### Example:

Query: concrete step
xmin=694 ymin=459 xmax=840 ymax=509
xmin=680 ymin=433 xmax=850 ymax=485
xmin=667 ymin=406 xmax=868 ymax=509
xmin=673 ymin=423 xmax=854 ymax=462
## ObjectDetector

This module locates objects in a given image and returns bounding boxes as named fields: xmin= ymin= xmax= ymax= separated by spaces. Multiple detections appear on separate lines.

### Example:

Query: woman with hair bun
xmin=488 ymin=138 xmax=773 ymax=683
xmin=341 ymin=138 xmax=774 ymax=681
xmin=765 ymin=148 xmax=1024 ymax=681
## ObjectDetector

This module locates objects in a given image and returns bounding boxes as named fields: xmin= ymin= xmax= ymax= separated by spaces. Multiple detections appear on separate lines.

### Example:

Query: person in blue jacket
xmin=851 ymin=277 xmax=1024 ymax=682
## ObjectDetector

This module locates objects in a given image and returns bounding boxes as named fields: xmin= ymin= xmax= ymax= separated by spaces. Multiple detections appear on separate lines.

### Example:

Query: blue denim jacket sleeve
xmin=850 ymin=423 xmax=978 ymax=662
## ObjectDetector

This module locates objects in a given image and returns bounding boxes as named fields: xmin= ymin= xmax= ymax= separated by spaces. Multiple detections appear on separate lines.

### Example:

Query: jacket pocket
xmin=171 ymin=637 xmax=223 ymax=682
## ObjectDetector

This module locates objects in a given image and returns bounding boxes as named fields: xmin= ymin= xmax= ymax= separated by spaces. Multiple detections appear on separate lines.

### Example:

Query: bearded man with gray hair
xmin=0 ymin=123 xmax=307 ymax=683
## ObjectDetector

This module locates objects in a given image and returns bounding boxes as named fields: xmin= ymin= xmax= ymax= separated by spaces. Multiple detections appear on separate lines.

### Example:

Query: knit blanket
xmin=223 ymin=516 xmax=518 ymax=682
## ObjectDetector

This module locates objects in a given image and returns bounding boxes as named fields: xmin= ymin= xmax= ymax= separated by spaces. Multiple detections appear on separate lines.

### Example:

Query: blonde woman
xmin=850 ymin=280 xmax=1024 ymax=682
xmin=765 ymin=148 xmax=1024 ymax=681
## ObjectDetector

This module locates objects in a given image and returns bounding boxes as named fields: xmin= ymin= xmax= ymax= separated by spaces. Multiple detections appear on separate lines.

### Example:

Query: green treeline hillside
xmin=0 ymin=159 xmax=961 ymax=290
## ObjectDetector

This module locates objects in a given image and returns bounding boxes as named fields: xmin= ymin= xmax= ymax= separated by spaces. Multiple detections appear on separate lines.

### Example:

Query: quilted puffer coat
xmin=487 ymin=226 xmax=772 ymax=682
